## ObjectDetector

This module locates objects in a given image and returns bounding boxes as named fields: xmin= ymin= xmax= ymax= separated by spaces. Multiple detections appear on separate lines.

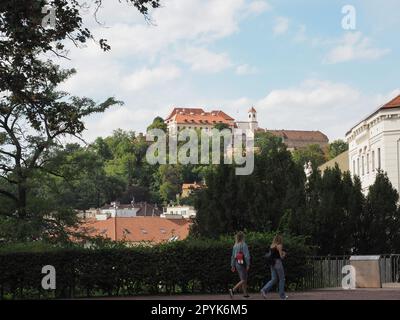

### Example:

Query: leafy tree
xmin=328 ymin=140 xmax=348 ymax=159
xmin=193 ymin=132 xmax=305 ymax=238
xmin=292 ymin=144 xmax=327 ymax=168
xmin=0 ymin=64 xmax=120 ymax=226
xmin=358 ymin=172 xmax=400 ymax=254
xmin=147 ymin=116 xmax=167 ymax=132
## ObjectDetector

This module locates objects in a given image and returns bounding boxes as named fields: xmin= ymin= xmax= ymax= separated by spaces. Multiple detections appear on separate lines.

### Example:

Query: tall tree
xmin=0 ymin=64 xmax=121 ymax=240
xmin=193 ymin=132 xmax=305 ymax=238
xmin=359 ymin=172 xmax=400 ymax=254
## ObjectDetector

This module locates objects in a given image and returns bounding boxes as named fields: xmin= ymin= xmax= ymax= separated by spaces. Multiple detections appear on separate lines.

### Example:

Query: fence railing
xmin=302 ymin=254 xmax=400 ymax=290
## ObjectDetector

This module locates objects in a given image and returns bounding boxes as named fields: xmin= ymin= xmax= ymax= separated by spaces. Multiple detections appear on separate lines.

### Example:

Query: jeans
xmin=261 ymin=259 xmax=286 ymax=299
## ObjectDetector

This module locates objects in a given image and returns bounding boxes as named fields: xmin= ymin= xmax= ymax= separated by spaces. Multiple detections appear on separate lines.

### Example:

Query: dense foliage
xmin=0 ymin=233 xmax=312 ymax=299
xmin=193 ymin=132 xmax=400 ymax=255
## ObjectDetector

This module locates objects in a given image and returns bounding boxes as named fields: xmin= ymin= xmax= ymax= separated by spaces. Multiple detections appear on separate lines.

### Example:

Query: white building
xmin=346 ymin=95 xmax=400 ymax=193
xmin=161 ymin=205 xmax=197 ymax=219
xmin=236 ymin=107 xmax=258 ymax=132
xmin=96 ymin=202 xmax=140 ymax=220
xmin=165 ymin=108 xmax=235 ymax=134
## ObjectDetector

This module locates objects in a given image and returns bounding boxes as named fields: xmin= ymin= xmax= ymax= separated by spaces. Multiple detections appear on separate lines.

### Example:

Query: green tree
xmin=193 ymin=132 xmax=306 ymax=238
xmin=328 ymin=140 xmax=348 ymax=159
xmin=292 ymin=144 xmax=327 ymax=168
xmin=147 ymin=117 xmax=167 ymax=132
xmin=359 ymin=172 xmax=400 ymax=254
xmin=0 ymin=64 xmax=121 ymax=240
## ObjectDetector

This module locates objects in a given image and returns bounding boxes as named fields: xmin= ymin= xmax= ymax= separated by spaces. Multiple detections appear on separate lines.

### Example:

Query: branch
xmin=0 ymin=189 xmax=18 ymax=202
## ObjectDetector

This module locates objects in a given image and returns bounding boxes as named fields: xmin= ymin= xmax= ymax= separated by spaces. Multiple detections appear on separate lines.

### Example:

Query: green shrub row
xmin=0 ymin=233 xmax=312 ymax=299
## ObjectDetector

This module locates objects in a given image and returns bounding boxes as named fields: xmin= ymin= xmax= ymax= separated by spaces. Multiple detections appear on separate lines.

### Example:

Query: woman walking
xmin=229 ymin=231 xmax=251 ymax=299
xmin=260 ymin=235 xmax=288 ymax=300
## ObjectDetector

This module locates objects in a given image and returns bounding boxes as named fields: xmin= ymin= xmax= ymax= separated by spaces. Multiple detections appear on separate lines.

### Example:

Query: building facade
xmin=164 ymin=106 xmax=329 ymax=150
xmin=165 ymin=107 xmax=235 ymax=133
xmin=346 ymin=95 xmax=400 ymax=193
xmin=262 ymin=129 xmax=329 ymax=151
xmin=161 ymin=205 xmax=197 ymax=219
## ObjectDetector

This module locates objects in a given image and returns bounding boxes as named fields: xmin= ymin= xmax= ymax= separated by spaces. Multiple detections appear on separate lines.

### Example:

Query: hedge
xmin=0 ymin=233 xmax=313 ymax=299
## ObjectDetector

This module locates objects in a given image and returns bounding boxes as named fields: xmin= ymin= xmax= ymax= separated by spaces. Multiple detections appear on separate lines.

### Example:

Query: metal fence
xmin=302 ymin=254 xmax=400 ymax=290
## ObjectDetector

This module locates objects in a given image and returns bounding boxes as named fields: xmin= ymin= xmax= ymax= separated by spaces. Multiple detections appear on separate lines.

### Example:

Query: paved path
xmin=101 ymin=288 xmax=400 ymax=300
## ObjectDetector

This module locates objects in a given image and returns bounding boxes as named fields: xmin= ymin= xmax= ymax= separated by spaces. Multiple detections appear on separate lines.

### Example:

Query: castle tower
xmin=248 ymin=106 xmax=258 ymax=131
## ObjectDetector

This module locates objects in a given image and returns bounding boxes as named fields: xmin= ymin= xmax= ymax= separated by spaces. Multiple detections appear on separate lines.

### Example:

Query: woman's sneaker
xmin=243 ymin=295 xmax=250 ymax=299
xmin=260 ymin=290 xmax=267 ymax=299
xmin=281 ymin=295 xmax=289 ymax=300
xmin=229 ymin=289 xmax=234 ymax=299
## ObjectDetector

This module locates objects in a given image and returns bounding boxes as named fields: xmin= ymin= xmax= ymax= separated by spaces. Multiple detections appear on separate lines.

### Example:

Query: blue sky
xmin=60 ymin=0 xmax=400 ymax=142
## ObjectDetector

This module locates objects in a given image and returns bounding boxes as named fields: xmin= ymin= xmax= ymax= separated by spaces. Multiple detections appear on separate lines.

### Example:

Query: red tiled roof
xmin=165 ymin=108 xmax=235 ymax=125
xmin=381 ymin=94 xmax=400 ymax=110
xmin=248 ymin=106 xmax=257 ymax=113
xmin=78 ymin=217 xmax=191 ymax=244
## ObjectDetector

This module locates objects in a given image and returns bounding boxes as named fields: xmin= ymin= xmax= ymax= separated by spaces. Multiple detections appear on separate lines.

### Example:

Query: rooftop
xmin=346 ymin=94 xmax=400 ymax=135
xmin=78 ymin=216 xmax=191 ymax=244
xmin=165 ymin=108 xmax=235 ymax=126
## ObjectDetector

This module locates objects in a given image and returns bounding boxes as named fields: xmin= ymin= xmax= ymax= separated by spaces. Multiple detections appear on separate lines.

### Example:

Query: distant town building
xmin=164 ymin=106 xmax=329 ymax=151
xmin=165 ymin=107 xmax=235 ymax=133
xmin=235 ymin=107 xmax=259 ymax=132
xmin=161 ymin=205 xmax=197 ymax=219
xmin=79 ymin=216 xmax=191 ymax=244
xmin=346 ymin=95 xmax=400 ymax=193
xmin=261 ymin=129 xmax=329 ymax=151
xmin=97 ymin=202 xmax=162 ymax=220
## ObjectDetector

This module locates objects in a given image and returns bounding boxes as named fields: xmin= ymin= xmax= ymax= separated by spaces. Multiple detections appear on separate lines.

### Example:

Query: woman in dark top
xmin=260 ymin=235 xmax=288 ymax=300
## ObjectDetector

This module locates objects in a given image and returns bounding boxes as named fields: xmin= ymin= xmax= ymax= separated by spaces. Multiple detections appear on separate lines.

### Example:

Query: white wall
xmin=347 ymin=109 xmax=400 ymax=193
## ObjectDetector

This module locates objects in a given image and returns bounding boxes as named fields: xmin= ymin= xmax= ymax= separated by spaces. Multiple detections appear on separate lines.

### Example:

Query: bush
xmin=0 ymin=233 xmax=312 ymax=299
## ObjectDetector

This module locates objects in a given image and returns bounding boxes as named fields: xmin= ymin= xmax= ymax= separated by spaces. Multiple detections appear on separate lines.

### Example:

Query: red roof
xmin=381 ymin=94 xmax=400 ymax=110
xmin=347 ymin=94 xmax=400 ymax=135
xmin=248 ymin=106 xmax=257 ymax=113
xmin=78 ymin=217 xmax=191 ymax=244
xmin=165 ymin=108 xmax=235 ymax=126
xmin=266 ymin=130 xmax=329 ymax=142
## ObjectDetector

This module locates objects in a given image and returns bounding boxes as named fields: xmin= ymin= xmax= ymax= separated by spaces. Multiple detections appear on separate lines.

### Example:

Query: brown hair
xmin=271 ymin=234 xmax=283 ymax=248
xmin=235 ymin=231 xmax=245 ymax=244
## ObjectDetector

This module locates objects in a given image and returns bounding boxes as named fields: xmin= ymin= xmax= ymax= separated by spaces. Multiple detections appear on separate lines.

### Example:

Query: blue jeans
xmin=261 ymin=259 xmax=286 ymax=299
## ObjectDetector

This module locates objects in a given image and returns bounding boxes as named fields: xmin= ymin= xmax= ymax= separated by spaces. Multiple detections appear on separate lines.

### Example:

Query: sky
xmin=58 ymin=0 xmax=400 ymax=142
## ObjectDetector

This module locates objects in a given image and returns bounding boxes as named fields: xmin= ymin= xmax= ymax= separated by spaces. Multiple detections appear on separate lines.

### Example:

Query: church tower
xmin=248 ymin=106 xmax=258 ymax=131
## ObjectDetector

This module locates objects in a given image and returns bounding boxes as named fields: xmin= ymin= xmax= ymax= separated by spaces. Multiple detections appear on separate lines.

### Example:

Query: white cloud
xmin=179 ymin=47 xmax=233 ymax=73
xmin=122 ymin=65 xmax=182 ymax=91
xmin=235 ymin=64 xmax=259 ymax=75
xmin=324 ymin=32 xmax=390 ymax=64
xmin=294 ymin=24 xmax=307 ymax=43
xmin=83 ymin=0 xmax=248 ymax=59
xmin=246 ymin=1 xmax=272 ymax=15
xmin=273 ymin=17 xmax=289 ymax=36
xmin=254 ymin=79 xmax=397 ymax=139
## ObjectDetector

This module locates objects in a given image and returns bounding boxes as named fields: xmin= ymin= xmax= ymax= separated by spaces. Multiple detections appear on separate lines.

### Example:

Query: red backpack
xmin=235 ymin=244 xmax=245 ymax=265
